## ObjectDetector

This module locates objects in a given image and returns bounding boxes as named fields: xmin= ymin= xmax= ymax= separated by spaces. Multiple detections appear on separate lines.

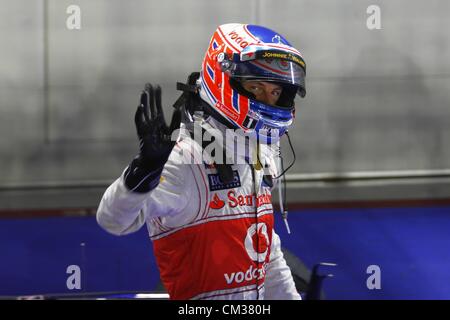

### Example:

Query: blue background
xmin=1 ymin=205 xmax=450 ymax=299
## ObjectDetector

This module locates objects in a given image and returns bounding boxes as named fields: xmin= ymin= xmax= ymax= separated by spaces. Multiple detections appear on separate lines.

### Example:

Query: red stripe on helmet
xmin=238 ymin=95 xmax=250 ymax=126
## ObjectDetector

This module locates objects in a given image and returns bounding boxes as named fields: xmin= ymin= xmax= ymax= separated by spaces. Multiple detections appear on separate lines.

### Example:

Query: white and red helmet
xmin=198 ymin=23 xmax=306 ymax=142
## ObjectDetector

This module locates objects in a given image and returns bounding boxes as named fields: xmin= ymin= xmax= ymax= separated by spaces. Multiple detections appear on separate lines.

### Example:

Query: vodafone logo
xmin=224 ymin=263 xmax=266 ymax=285
xmin=244 ymin=223 xmax=269 ymax=263
xmin=228 ymin=31 xmax=251 ymax=49
xmin=224 ymin=223 xmax=270 ymax=285
xmin=222 ymin=223 xmax=271 ymax=286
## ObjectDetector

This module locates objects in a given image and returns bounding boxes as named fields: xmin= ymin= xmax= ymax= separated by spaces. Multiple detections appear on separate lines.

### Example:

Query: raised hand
xmin=124 ymin=83 xmax=181 ymax=193
xmin=135 ymin=83 xmax=181 ymax=167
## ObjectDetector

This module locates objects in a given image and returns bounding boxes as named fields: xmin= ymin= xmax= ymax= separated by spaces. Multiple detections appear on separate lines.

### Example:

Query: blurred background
xmin=1 ymin=0 xmax=450 ymax=299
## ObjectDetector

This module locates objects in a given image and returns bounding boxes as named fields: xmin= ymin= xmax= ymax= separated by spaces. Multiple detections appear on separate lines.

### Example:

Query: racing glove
xmin=124 ymin=83 xmax=181 ymax=193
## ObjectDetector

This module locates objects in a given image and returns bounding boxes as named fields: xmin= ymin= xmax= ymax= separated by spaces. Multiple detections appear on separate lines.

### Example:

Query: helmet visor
xmin=229 ymin=58 xmax=305 ymax=98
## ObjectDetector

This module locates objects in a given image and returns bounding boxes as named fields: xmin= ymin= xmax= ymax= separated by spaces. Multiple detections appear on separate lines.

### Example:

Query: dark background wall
xmin=1 ymin=0 xmax=450 ymax=209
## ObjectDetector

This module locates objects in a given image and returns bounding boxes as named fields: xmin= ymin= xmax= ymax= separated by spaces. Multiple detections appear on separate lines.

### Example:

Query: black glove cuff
xmin=123 ymin=156 xmax=165 ymax=193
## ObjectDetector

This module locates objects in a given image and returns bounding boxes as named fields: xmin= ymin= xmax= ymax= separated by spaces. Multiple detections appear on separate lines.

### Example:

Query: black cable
xmin=273 ymin=131 xmax=296 ymax=179
xmin=254 ymin=132 xmax=295 ymax=217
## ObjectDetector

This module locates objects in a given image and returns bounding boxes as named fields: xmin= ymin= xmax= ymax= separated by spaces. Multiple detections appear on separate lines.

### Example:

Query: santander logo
xmin=208 ymin=191 xmax=272 ymax=210
xmin=228 ymin=190 xmax=272 ymax=208
xmin=209 ymin=193 xmax=225 ymax=209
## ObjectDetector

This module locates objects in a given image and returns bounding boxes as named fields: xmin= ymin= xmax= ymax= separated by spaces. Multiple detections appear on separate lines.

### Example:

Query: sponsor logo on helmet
xmin=261 ymin=51 xmax=305 ymax=68
xmin=262 ymin=52 xmax=287 ymax=59
xmin=215 ymin=101 xmax=239 ymax=121
xmin=228 ymin=31 xmax=253 ymax=49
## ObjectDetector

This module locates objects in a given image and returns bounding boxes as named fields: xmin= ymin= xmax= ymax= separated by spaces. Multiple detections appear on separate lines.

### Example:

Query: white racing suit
xmin=96 ymin=117 xmax=301 ymax=300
